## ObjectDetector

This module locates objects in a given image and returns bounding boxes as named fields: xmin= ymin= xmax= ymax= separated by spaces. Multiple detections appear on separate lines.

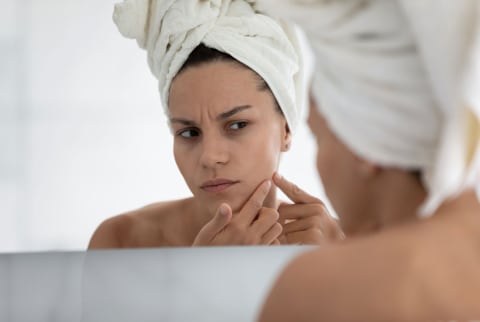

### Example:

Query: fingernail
xmin=274 ymin=172 xmax=282 ymax=181
xmin=264 ymin=180 xmax=272 ymax=190
xmin=219 ymin=204 xmax=229 ymax=216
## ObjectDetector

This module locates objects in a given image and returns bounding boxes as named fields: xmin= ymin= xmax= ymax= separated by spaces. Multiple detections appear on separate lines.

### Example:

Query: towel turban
xmin=113 ymin=0 xmax=313 ymax=134
xmin=256 ymin=0 xmax=480 ymax=216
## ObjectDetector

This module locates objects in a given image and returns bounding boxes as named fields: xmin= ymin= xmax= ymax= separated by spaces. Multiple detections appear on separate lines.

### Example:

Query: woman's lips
xmin=200 ymin=179 xmax=239 ymax=193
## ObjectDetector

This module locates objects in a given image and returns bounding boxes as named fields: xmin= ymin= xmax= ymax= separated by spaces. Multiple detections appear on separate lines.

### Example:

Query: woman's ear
xmin=281 ymin=122 xmax=292 ymax=152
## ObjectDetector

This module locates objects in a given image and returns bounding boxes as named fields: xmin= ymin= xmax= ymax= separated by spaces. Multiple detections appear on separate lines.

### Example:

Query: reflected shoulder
xmin=87 ymin=213 xmax=134 ymax=250
xmin=87 ymin=198 xmax=193 ymax=249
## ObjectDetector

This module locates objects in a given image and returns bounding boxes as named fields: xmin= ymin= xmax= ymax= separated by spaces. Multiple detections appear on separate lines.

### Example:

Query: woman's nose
xmin=199 ymin=134 xmax=229 ymax=169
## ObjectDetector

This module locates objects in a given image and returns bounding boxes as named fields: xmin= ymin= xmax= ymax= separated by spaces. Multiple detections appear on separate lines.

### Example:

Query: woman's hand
xmin=192 ymin=180 xmax=283 ymax=246
xmin=273 ymin=173 xmax=344 ymax=245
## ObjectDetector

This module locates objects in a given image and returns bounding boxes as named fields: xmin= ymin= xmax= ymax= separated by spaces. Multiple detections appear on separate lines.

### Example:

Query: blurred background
xmin=0 ymin=0 xmax=325 ymax=252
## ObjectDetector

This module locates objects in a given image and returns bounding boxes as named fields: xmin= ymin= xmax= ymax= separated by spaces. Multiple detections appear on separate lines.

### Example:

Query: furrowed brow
xmin=217 ymin=105 xmax=252 ymax=121
xmin=169 ymin=118 xmax=196 ymax=126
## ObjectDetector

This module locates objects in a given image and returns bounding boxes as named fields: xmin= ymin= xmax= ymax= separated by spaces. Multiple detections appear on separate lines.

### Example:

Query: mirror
xmin=0 ymin=0 xmax=325 ymax=252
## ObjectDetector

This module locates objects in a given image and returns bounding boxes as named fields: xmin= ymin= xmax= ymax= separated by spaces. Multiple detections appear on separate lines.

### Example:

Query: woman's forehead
xmin=171 ymin=62 xmax=261 ymax=94
xmin=169 ymin=62 xmax=273 ymax=116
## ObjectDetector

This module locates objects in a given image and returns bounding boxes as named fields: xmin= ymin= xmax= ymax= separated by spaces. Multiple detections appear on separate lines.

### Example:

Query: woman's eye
xmin=228 ymin=121 xmax=248 ymax=131
xmin=178 ymin=128 xmax=200 ymax=138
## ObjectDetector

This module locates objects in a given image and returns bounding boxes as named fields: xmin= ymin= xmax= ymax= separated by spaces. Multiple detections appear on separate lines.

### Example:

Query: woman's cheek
xmin=174 ymin=146 xmax=196 ymax=188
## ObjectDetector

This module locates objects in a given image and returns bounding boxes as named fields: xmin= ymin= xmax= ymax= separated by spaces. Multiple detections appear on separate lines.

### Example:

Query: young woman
xmin=256 ymin=0 xmax=480 ymax=320
xmin=88 ymin=0 xmax=343 ymax=249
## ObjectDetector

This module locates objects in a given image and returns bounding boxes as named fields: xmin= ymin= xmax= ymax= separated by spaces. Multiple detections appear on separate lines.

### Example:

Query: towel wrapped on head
xmin=257 ymin=0 xmax=480 ymax=216
xmin=113 ymin=0 xmax=312 ymax=134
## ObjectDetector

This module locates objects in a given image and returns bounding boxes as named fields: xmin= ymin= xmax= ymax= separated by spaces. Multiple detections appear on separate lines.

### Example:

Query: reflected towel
xmin=112 ymin=0 xmax=312 ymax=134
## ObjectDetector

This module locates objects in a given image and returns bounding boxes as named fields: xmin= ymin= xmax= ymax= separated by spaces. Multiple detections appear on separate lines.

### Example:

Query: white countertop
xmin=0 ymin=246 xmax=311 ymax=322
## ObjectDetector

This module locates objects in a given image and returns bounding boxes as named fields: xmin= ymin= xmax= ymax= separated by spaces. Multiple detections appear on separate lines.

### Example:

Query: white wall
xmin=0 ymin=0 xmax=326 ymax=252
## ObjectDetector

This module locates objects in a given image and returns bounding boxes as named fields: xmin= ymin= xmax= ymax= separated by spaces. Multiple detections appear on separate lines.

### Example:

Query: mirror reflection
xmin=1 ymin=0 xmax=326 ymax=252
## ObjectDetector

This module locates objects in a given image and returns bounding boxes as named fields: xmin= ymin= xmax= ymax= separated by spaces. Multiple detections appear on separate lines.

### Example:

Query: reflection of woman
xmin=257 ymin=0 xmax=480 ymax=320
xmin=88 ymin=0 xmax=342 ymax=249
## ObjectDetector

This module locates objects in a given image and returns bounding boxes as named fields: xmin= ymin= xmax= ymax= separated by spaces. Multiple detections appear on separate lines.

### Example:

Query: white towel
xmin=256 ymin=0 xmax=480 ymax=216
xmin=112 ymin=0 xmax=312 ymax=134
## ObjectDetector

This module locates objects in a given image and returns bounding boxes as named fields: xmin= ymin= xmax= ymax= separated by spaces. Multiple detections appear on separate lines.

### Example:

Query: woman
xmin=88 ymin=0 xmax=343 ymax=248
xmin=256 ymin=0 xmax=480 ymax=320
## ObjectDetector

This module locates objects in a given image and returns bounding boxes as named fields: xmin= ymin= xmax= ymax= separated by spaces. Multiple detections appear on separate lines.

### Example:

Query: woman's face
xmin=307 ymin=99 xmax=369 ymax=233
xmin=169 ymin=61 xmax=290 ymax=215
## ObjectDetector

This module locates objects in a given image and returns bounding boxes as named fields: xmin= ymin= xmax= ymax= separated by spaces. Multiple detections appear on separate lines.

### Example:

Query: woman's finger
xmin=277 ymin=203 xmax=329 ymax=221
xmin=273 ymin=172 xmax=321 ymax=204
xmin=261 ymin=222 xmax=283 ymax=245
xmin=192 ymin=203 xmax=232 ymax=246
xmin=282 ymin=216 xmax=322 ymax=234
xmin=237 ymin=180 xmax=272 ymax=226
xmin=252 ymin=207 xmax=280 ymax=235
xmin=270 ymin=238 xmax=281 ymax=246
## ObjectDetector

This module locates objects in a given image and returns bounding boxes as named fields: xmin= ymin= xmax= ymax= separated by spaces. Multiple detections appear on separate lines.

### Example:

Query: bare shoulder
xmin=259 ymin=230 xmax=419 ymax=322
xmin=88 ymin=198 xmax=193 ymax=249
xmin=259 ymin=197 xmax=480 ymax=321
xmin=87 ymin=212 xmax=131 ymax=249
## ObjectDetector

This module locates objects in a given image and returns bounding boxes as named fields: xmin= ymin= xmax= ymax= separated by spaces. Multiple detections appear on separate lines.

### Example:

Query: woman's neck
xmin=372 ymin=169 xmax=426 ymax=230
xmin=347 ymin=169 xmax=427 ymax=237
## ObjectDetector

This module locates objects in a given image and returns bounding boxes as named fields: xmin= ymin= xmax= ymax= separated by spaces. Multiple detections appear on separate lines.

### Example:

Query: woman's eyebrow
xmin=217 ymin=105 xmax=252 ymax=121
xmin=169 ymin=118 xmax=196 ymax=126
xmin=169 ymin=105 xmax=252 ymax=125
